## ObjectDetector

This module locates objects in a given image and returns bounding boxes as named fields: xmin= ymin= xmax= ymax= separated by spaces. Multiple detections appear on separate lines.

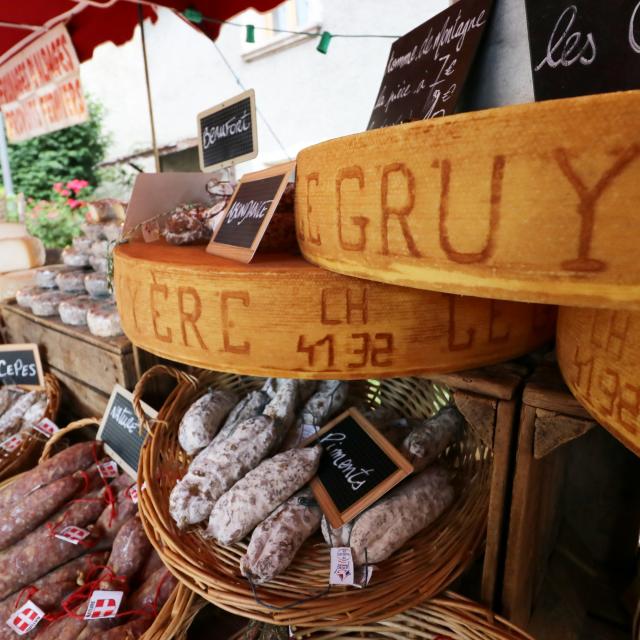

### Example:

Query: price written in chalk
xmin=367 ymin=0 xmax=492 ymax=129
xmin=525 ymin=0 xmax=640 ymax=100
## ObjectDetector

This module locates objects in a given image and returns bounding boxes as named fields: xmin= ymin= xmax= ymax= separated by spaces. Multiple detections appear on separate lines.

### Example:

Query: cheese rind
xmin=0 ymin=237 xmax=46 ymax=273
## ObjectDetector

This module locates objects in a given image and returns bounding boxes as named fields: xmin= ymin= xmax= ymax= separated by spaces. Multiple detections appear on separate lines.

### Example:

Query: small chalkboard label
xmin=197 ymin=89 xmax=258 ymax=172
xmin=525 ymin=1 xmax=640 ymax=100
xmin=206 ymin=161 xmax=295 ymax=263
xmin=367 ymin=0 xmax=493 ymax=130
xmin=0 ymin=343 xmax=44 ymax=388
xmin=96 ymin=384 xmax=157 ymax=479
xmin=305 ymin=408 xmax=413 ymax=528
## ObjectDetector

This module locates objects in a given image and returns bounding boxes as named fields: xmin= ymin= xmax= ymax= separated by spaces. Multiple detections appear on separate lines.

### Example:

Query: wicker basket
xmin=0 ymin=372 xmax=61 ymax=482
xmin=135 ymin=365 xmax=491 ymax=630
xmin=2 ymin=418 xmax=203 ymax=640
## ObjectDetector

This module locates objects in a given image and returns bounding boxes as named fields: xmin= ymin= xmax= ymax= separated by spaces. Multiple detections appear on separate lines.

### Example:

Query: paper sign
xmin=127 ymin=485 xmax=139 ymax=504
xmin=524 ymin=0 xmax=640 ymax=100
xmin=84 ymin=590 xmax=123 ymax=620
xmin=55 ymin=525 xmax=90 ymax=545
xmin=97 ymin=385 xmax=157 ymax=479
xmin=6 ymin=600 xmax=45 ymax=635
xmin=330 ymin=547 xmax=355 ymax=586
xmin=33 ymin=418 xmax=59 ymax=438
xmin=197 ymin=89 xmax=258 ymax=172
xmin=367 ymin=0 xmax=492 ymax=129
xmin=305 ymin=408 xmax=413 ymax=528
xmin=207 ymin=161 xmax=295 ymax=263
xmin=98 ymin=460 xmax=119 ymax=479
xmin=0 ymin=344 xmax=44 ymax=387
xmin=0 ymin=434 xmax=23 ymax=453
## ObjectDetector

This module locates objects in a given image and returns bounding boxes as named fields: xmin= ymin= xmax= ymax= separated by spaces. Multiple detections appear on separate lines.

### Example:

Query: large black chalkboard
xmin=525 ymin=1 xmax=640 ymax=100
xmin=97 ymin=385 xmax=157 ymax=479
xmin=0 ymin=344 xmax=43 ymax=387
xmin=197 ymin=89 xmax=258 ymax=172
xmin=367 ymin=0 xmax=493 ymax=130
xmin=308 ymin=408 xmax=412 ymax=527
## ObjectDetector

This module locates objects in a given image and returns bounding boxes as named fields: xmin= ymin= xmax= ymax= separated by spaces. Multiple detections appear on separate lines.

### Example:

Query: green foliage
xmin=8 ymin=99 xmax=109 ymax=200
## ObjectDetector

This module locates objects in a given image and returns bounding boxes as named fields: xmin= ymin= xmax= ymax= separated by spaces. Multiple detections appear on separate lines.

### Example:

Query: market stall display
xmin=135 ymin=367 xmax=491 ymax=630
xmin=295 ymin=90 xmax=640 ymax=310
xmin=113 ymin=243 xmax=555 ymax=379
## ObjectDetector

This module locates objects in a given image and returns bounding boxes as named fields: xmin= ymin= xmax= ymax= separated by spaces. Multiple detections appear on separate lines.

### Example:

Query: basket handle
xmin=39 ymin=418 xmax=100 ymax=462
xmin=43 ymin=372 xmax=62 ymax=422
xmin=132 ymin=365 xmax=197 ymax=434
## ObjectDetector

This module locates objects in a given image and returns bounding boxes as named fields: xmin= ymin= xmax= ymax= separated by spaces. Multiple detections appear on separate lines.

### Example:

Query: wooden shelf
xmin=113 ymin=241 xmax=556 ymax=379
xmin=296 ymin=90 xmax=640 ymax=310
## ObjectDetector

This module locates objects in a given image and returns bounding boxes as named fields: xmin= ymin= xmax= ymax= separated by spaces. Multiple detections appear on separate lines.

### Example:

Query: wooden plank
xmin=533 ymin=409 xmax=596 ymax=459
xmin=502 ymin=404 xmax=567 ymax=626
xmin=454 ymin=390 xmax=496 ymax=449
xmin=0 ymin=302 xmax=131 ymax=354
xmin=523 ymin=363 xmax=592 ymax=419
xmin=481 ymin=398 xmax=517 ymax=609
xmin=431 ymin=362 xmax=527 ymax=400
xmin=1 ymin=305 xmax=136 ymax=394
xmin=50 ymin=365 xmax=109 ymax=419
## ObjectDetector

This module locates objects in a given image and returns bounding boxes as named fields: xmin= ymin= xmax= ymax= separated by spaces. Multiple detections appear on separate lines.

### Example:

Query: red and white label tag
xmin=127 ymin=484 xmax=139 ymax=504
xmin=33 ymin=418 xmax=59 ymax=438
xmin=141 ymin=219 xmax=160 ymax=243
xmin=55 ymin=525 xmax=90 ymax=545
xmin=84 ymin=590 xmax=123 ymax=620
xmin=6 ymin=600 xmax=45 ymax=635
xmin=98 ymin=460 xmax=119 ymax=479
xmin=0 ymin=434 xmax=23 ymax=452
xmin=329 ymin=547 xmax=354 ymax=586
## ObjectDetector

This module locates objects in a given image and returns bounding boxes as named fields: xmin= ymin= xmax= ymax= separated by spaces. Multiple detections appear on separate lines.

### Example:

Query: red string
xmin=77 ymin=469 xmax=90 ymax=495
xmin=13 ymin=585 xmax=38 ymax=609
xmin=92 ymin=444 xmax=118 ymax=527
xmin=151 ymin=571 xmax=171 ymax=617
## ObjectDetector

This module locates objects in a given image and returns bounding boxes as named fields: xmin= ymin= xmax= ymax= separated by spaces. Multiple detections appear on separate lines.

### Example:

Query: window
xmin=241 ymin=0 xmax=322 ymax=62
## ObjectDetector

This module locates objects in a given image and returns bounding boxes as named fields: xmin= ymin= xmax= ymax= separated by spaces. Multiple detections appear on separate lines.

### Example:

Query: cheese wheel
xmin=0 ymin=223 xmax=28 ymax=240
xmin=557 ymin=307 xmax=640 ymax=456
xmin=0 ymin=237 xmax=45 ymax=273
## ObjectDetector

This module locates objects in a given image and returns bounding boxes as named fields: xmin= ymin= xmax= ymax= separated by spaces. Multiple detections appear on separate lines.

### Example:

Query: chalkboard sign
xmin=97 ymin=384 xmax=157 ymax=479
xmin=306 ymin=408 xmax=413 ymax=528
xmin=207 ymin=161 xmax=295 ymax=263
xmin=525 ymin=0 xmax=640 ymax=101
xmin=197 ymin=89 xmax=258 ymax=172
xmin=0 ymin=343 xmax=44 ymax=387
xmin=367 ymin=0 xmax=493 ymax=130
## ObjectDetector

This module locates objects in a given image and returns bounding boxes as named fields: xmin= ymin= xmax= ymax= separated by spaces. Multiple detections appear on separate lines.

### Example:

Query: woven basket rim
xmin=136 ymin=367 xmax=491 ymax=630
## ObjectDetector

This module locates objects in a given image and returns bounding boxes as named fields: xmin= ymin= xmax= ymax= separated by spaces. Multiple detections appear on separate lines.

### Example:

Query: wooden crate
xmin=430 ymin=360 xmax=531 ymax=609
xmin=0 ymin=300 xmax=136 ymax=418
xmin=501 ymin=362 xmax=640 ymax=636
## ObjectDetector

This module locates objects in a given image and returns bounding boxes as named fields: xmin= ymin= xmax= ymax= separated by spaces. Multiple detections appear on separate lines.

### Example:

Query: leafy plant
xmin=25 ymin=180 xmax=91 ymax=248
xmin=8 ymin=99 xmax=109 ymax=200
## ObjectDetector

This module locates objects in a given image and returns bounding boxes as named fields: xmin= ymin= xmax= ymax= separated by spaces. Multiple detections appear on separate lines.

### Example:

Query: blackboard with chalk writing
xmin=197 ymin=89 xmax=258 ymax=172
xmin=0 ymin=344 xmax=43 ymax=387
xmin=306 ymin=408 xmax=413 ymax=528
xmin=97 ymin=385 xmax=157 ymax=479
xmin=207 ymin=161 xmax=295 ymax=263
xmin=525 ymin=0 xmax=640 ymax=101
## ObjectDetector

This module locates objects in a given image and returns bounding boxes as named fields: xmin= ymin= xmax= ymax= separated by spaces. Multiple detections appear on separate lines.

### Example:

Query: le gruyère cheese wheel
xmin=557 ymin=307 xmax=640 ymax=456
xmin=0 ymin=236 xmax=45 ymax=273
xmin=114 ymin=241 xmax=556 ymax=379
xmin=296 ymin=90 xmax=640 ymax=310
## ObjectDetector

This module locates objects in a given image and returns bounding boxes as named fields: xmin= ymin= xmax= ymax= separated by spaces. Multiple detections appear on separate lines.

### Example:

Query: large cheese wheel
xmin=114 ymin=241 xmax=556 ymax=379
xmin=557 ymin=307 xmax=640 ymax=456
xmin=0 ymin=223 xmax=28 ymax=239
xmin=0 ymin=236 xmax=45 ymax=273
xmin=296 ymin=90 xmax=640 ymax=310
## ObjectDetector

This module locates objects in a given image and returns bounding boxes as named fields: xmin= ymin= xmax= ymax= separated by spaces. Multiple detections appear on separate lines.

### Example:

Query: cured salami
xmin=216 ymin=390 xmax=269 ymax=440
xmin=206 ymin=445 xmax=322 ymax=545
xmin=0 ymin=391 xmax=45 ymax=438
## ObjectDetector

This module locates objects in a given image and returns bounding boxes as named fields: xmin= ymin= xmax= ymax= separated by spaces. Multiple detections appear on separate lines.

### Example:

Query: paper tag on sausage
xmin=141 ymin=219 xmax=160 ymax=243
xmin=330 ymin=547 xmax=354 ymax=585
xmin=0 ymin=434 xmax=23 ymax=452
xmin=33 ymin=418 xmax=59 ymax=438
xmin=127 ymin=484 xmax=139 ymax=504
xmin=98 ymin=460 xmax=119 ymax=479
xmin=84 ymin=590 xmax=123 ymax=619
xmin=6 ymin=600 xmax=45 ymax=635
xmin=55 ymin=525 xmax=91 ymax=545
